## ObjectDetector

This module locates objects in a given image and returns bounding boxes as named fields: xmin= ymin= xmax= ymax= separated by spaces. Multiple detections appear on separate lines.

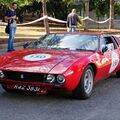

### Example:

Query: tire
xmin=72 ymin=65 xmax=94 ymax=99
xmin=116 ymin=70 xmax=120 ymax=77
xmin=2 ymin=84 xmax=16 ymax=93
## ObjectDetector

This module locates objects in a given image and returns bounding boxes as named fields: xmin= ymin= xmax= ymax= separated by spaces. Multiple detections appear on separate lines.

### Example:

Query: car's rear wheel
xmin=72 ymin=65 xmax=94 ymax=99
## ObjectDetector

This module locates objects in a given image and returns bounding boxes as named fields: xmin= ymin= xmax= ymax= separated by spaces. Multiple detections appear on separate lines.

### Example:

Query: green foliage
xmin=90 ymin=0 xmax=110 ymax=17
xmin=0 ymin=0 xmax=33 ymax=7
xmin=47 ymin=0 xmax=68 ymax=20
xmin=115 ymin=3 xmax=120 ymax=18
xmin=78 ymin=16 xmax=85 ymax=29
xmin=1 ymin=0 xmax=120 ymax=20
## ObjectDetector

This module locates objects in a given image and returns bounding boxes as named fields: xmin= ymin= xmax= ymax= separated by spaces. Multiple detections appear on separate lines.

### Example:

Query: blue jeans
xmin=8 ymin=24 xmax=16 ymax=51
xmin=69 ymin=26 xmax=77 ymax=32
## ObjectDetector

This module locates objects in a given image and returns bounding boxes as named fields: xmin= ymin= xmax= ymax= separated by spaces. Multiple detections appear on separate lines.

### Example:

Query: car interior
xmin=104 ymin=36 xmax=116 ymax=51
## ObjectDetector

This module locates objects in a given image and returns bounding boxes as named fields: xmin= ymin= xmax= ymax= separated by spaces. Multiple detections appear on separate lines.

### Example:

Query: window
xmin=100 ymin=36 xmax=117 ymax=52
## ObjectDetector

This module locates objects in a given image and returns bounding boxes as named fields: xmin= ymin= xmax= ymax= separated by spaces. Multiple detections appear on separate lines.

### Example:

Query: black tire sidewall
xmin=73 ymin=65 xmax=94 ymax=99
xmin=80 ymin=65 xmax=94 ymax=98
xmin=116 ymin=70 xmax=120 ymax=77
xmin=2 ymin=84 xmax=17 ymax=93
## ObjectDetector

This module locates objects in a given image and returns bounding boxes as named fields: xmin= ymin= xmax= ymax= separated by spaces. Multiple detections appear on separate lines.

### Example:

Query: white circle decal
xmin=109 ymin=52 xmax=119 ymax=73
xmin=23 ymin=54 xmax=51 ymax=61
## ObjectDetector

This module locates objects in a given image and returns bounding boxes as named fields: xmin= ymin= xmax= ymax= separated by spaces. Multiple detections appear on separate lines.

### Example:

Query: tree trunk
xmin=84 ymin=0 xmax=89 ymax=30
xmin=42 ymin=0 xmax=49 ymax=33
xmin=109 ymin=0 xmax=114 ymax=29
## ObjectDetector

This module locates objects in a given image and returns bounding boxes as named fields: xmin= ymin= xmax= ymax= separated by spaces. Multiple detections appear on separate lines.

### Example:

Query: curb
xmin=0 ymin=41 xmax=26 ymax=49
xmin=0 ymin=38 xmax=35 ymax=44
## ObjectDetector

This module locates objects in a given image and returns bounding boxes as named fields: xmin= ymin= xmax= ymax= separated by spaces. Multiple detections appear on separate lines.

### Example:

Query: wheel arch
xmin=72 ymin=63 xmax=96 ymax=99
xmin=87 ymin=63 xmax=97 ymax=78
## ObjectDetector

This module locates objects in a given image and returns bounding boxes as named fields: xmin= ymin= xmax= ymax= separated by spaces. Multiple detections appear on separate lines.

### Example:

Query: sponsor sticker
xmin=109 ymin=52 xmax=119 ymax=73
xmin=14 ymin=84 xmax=41 ymax=92
xmin=23 ymin=54 xmax=51 ymax=61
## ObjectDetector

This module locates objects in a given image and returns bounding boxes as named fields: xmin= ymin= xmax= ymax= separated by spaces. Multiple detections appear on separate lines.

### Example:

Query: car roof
xmin=50 ymin=31 xmax=101 ymax=36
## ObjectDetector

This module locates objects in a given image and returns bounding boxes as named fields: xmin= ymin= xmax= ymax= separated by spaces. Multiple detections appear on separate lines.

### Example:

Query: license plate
xmin=14 ymin=84 xmax=40 ymax=92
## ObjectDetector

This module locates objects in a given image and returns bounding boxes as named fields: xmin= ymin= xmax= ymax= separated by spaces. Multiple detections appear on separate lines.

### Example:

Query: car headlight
xmin=0 ymin=71 xmax=4 ymax=78
xmin=46 ymin=74 xmax=55 ymax=83
xmin=57 ymin=75 xmax=66 ymax=84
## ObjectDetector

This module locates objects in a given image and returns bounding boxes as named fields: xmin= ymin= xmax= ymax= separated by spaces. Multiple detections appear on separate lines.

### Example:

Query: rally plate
xmin=14 ymin=84 xmax=41 ymax=92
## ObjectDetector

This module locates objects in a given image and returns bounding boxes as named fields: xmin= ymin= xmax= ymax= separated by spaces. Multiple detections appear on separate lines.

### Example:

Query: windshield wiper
xmin=51 ymin=47 xmax=70 ymax=50
xmin=76 ymin=49 xmax=85 ymax=50
xmin=76 ymin=49 xmax=94 ymax=52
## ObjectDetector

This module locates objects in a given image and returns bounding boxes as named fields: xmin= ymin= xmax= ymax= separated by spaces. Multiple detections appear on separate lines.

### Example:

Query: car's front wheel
xmin=116 ymin=70 xmax=120 ymax=77
xmin=73 ymin=65 xmax=94 ymax=99
xmin=2 ymin=84 xmax=16 ymax=93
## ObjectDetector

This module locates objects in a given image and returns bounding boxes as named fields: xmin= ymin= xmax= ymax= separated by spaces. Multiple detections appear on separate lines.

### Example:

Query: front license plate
xmin=14 ymin=84 xmax=40 ymax=92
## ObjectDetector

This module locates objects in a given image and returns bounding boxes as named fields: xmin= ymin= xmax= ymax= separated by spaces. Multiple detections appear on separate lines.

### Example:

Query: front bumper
xmin=0 ymin=78 xmax=65 ymax=92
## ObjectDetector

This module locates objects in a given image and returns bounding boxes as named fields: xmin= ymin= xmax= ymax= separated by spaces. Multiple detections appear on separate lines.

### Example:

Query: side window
xmin=100 ymin=36 xmax=117 ymax=52
xmin=100 ymin=37 xmax=106 ymax=51
xmin=104 ymin=37 xmax=117 ymax=51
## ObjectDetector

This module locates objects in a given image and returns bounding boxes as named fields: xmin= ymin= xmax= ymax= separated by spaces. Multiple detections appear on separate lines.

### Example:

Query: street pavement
xmin=0 ymin=73 xmax=120 ymax=120
xmin=0 ymin=44 xmax=120 ymax=120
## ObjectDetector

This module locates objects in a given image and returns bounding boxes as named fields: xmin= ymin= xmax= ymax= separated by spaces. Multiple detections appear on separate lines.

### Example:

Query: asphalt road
xmin=0 ymin=41 xmax=120 ymax=120
xmin=0 ymin=75 xmax=120 ymax=120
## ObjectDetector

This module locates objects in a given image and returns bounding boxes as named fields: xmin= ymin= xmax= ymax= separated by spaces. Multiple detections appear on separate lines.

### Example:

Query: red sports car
xmin=0 ymin=32 xmax=120 ymax=99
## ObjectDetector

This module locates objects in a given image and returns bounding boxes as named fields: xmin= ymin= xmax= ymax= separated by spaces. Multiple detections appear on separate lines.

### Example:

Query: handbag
xmin=5 ymin=22 xmax=10 ymax=34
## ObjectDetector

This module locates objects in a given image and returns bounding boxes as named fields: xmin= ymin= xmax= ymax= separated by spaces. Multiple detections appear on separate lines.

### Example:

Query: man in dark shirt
xmin=5 ymin=2 xmax=17 ymax=52
xmin=67 ymin=9 xmax=81 ymax=32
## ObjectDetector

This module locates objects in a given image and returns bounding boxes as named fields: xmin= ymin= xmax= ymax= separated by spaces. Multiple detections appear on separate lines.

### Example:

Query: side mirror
xmin=102 ymin=46 xmax=108 ymax=53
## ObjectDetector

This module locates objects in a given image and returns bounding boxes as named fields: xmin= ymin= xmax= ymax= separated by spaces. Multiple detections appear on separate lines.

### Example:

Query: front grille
xmin=3 ymin=71 xmax=46 ymax=82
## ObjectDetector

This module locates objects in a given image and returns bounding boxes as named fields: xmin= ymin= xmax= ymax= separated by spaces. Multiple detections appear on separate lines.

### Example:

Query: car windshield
xmin=26 ymin=33 xmax=99 ymax=51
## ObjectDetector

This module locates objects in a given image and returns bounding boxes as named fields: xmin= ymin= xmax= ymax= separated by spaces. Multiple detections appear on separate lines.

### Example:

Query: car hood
xmin=0 ymin=49 xmax=93 ymax=73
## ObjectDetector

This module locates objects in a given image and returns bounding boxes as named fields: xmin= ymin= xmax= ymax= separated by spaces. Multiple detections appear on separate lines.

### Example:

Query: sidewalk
xmin=0 ymin=26 xmax=44 ymax=55
xmin=0 ymin=46 xmax=22 ymax=55
xmin=0 ymin=37 xmax=37 ymax=55
xmin=1 ymin=26 xmax=120 ymax=55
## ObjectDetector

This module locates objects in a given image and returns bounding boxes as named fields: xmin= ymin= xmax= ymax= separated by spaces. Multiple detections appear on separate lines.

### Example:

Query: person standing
xmin=67 ymin=9 xmax=81 ymax=32
xmin=5 ymin=2 xmax=17 ymax=52
xmin=0 ymin=4 xmax=5 ymax=22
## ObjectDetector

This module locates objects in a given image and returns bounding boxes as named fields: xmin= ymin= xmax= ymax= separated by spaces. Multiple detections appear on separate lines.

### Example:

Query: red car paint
xmin=0 ymin=32 xmax=120 ymax=93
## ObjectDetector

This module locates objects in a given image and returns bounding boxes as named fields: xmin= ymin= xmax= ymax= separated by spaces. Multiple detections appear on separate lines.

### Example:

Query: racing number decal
xmin=23 ymin=54 xmax=51 ymax=61
xmin=109 ymin=52 xmax=119 ymax=73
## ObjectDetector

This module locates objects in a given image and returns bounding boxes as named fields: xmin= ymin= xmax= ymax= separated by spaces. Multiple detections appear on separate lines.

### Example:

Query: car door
xmin=96 ymin=36 xmax=120 ymax=80
xmin=105 ymin=36 xmax=120 ymax=73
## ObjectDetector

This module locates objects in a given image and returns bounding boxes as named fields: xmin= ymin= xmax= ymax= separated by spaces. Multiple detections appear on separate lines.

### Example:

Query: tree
xmin=84 ymin=0 xmax=89 ymax=30
xmin=109 ymin=0 xmax=115 ymax=29
xmin=42 ymin=0 xmax=49 ymax=33
xmin=47 ymin=0 xmax=68 ymax=20
xmin=90 ymin=0 xmax=109 ymax=18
